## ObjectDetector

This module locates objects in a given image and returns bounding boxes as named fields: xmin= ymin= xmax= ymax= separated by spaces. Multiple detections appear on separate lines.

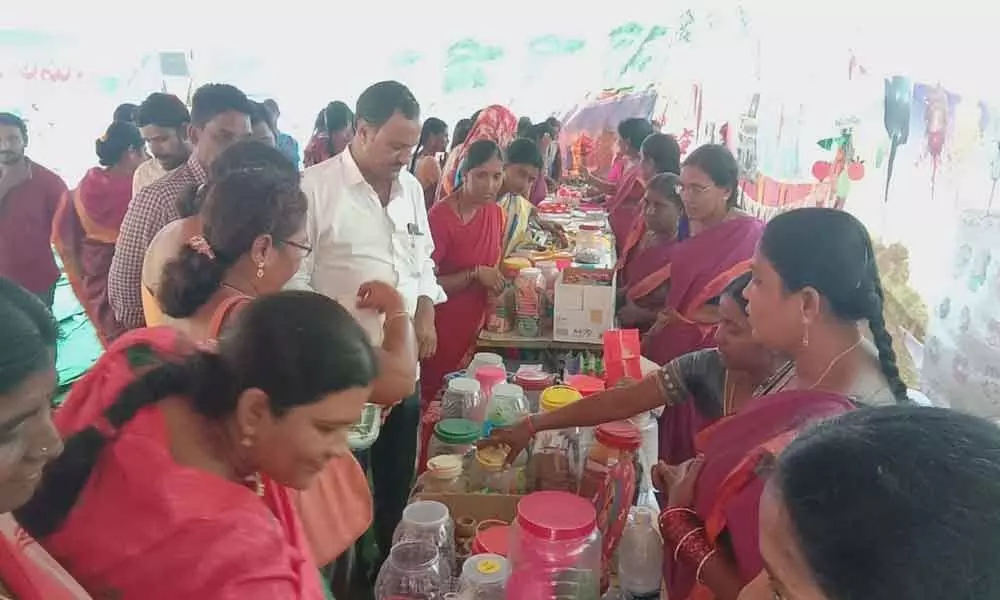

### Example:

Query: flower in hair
xmin=187 ymin=235 xmax=216 ymax=260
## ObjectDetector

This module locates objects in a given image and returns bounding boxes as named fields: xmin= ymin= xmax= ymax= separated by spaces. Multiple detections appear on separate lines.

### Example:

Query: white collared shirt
xmin=288 ymin=147 xmax=446 ymax=324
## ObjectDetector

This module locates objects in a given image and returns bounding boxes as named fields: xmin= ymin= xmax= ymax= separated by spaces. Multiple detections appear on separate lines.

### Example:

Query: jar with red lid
xmin=513 ymin=369 xmax=555 ymax=413
xmin=579 ymin=421 xmax=641 ymax=593
xmin=506 ymin=491 xmax=601 ymax=599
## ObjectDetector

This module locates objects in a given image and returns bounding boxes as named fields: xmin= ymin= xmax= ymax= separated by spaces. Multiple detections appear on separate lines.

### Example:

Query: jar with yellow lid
xmin=470 ymin=446 xmax=517 ymax=494
xmin=529 ymin=385 xmax=585 ymax=492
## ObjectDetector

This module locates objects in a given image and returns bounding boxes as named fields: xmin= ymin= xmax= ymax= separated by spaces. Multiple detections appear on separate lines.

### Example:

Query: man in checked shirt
xmin=108 ymin=83 xmax=253 ymax=334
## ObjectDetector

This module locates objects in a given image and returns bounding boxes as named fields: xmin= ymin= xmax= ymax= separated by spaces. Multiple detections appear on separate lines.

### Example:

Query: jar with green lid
xmin=429 ymin=418 xmax=482 ymax=460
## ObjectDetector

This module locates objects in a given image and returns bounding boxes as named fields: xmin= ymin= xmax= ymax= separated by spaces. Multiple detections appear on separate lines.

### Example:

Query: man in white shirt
xmin=132 ymin=92 xmax=192 ymax=197
xmin=290 ymin=81 xmax=444 ymax=573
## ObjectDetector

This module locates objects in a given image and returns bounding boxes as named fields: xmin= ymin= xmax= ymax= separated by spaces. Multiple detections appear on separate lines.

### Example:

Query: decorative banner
xmin=921 ymin=210 xmax=1000 ymax=420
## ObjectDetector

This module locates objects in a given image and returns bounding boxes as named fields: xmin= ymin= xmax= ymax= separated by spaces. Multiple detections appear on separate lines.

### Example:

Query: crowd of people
xmin=0 ymin=78 xmax=998 ymax=600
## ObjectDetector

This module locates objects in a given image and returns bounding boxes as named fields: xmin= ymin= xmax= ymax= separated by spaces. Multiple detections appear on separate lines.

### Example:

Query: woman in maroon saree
xmin=657 ymin=207 xmax=911 ymax=599
xmin=642 ymin=145 xmax=764 ymax=366
xmin=617 ymin=173 xmax=683 ymax=331
xmin=420 ymin=141 xmax=506 ymax=463
xmin=52 ymin=122 xmax=146 ymax=345
xmin=583 ymin=118 xmax=655 ymax=251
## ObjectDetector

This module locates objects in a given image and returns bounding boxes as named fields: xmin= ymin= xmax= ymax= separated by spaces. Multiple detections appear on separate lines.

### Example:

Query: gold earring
xmin=256 ymin=261 xmax=265 ymax=279
xmin=801 ymin=319 xmax=810 ymax=348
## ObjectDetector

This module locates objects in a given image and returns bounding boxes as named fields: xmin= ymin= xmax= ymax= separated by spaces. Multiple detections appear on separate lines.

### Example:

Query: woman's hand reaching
xmin=477 ymin=417 xmax=534 ymax=467
xmin=356 ymin=280 xmax=406 ymax=315
xmin=475 ymin=266 xmax=506 ymax=295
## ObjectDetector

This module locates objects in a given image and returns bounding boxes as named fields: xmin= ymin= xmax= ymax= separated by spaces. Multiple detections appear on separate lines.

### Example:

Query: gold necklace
xmin=807 ymin=339 xmax=864 ymax=391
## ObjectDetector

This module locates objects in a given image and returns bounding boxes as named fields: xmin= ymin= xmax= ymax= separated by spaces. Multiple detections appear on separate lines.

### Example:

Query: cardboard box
xmin=553 ymin=267 xmax=616 ymax=345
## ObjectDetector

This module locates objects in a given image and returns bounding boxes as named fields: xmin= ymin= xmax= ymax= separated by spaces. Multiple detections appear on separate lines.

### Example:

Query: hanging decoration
xmin=883 ymin=76 xmax=913 ymax=203
xmin=809 ymin=126 xmax=865 ymax=209
xmin=924 ymin=85 xmax=950 ymax=201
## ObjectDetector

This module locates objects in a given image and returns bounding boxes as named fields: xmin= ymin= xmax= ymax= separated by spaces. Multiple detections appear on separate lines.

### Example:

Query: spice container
xmin=442 ymin=378 xmax=483 ymax=421
xmin=535 ymin=260 xmax=560 ymax=334
xmin=529 ymin=386 xmax=584 ymax=492
xmin=458 ymin=554 xmax=509 ymax=600
xmin=468 ymin=352 xmax=505 ymax=378
xmin=429 ymin=418 xmax=482 ymax=460
xmin=347 ymin=403 xmax=382 ymax=451
xmin=574 ymin=224 xmax=606 ymax=265
xmin=506 ymin=491 xmax=602 ymax=599
xmin=486 ymin=259 xmax=529 ymax=334
xmin=416 ymin=454 xmax=467 ymax=494
xmin=514 ymin=267 xmax=544 ymax=338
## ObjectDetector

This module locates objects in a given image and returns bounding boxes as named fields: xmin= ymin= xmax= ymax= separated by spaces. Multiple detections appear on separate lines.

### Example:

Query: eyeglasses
xmin=285 ymin=239 xmax=313 ymax=256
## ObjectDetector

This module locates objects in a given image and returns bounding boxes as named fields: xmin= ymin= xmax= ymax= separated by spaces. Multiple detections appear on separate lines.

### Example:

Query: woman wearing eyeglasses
xmin=642 ymin=144 xmax=764 ymax=367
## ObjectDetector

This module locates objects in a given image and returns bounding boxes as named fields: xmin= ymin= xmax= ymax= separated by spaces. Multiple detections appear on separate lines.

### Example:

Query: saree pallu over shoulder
xmin=438 ymin=106 xmax=518 ymax=202
xmin=642 ymin=216 xmax=764 ymax=365
xmin=665 ymin=390 xmax=855 ymax=600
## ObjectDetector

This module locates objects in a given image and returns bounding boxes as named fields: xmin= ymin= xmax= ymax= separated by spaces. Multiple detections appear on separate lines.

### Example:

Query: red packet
xmin=603 ymin=329 xmax=642 ymax=386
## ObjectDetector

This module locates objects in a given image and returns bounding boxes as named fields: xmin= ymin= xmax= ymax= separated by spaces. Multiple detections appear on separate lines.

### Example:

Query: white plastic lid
xmin=492 ymin=383 xmax=525 ymax=400
xmin=461 ymin=553 xmax=510 ymax=585
xmin=448 ymin=377 xmax=482 ymax=394
xmin=426 ymin=454 xmax=464 ymax=480
xmin=472 ymin=352 xmax=504 ymax=366
xmin=519 ymin=267 xmax=542 ymax=277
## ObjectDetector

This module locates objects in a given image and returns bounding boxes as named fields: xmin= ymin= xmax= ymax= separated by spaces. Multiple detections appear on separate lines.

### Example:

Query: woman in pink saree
xmin=437 ymin=106 xmax=517 ymax=202
xmin=642 ymin=145 xmax=764 ymax=366
xmin=657 ymin=207 xmax=910 ymax=599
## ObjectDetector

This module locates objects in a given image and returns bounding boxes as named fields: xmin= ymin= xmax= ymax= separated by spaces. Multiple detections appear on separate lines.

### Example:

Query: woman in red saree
xmin=420 ymin=141 xmax=506 ymax=463
xmin=0 ymin=279 xmax=91 ymax=599
xmin=52 ymin=122 xmax=146 ymax=344
xmin=642 ymin=145 xmax=765 ymax=366
xmin=438 ymin=106 xmax=517 ymax=202
xmin=16 ymin=292 xmax=380 ymax=600
xmin=656 ymin=207 xmax=910 ymax=600
xmin=583 ymin=118 xmax=654 ymax=251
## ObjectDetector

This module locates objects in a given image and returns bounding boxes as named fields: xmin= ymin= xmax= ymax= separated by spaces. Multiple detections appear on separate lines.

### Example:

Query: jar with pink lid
xmin=505 ymin=491 xmax=601 ymax=599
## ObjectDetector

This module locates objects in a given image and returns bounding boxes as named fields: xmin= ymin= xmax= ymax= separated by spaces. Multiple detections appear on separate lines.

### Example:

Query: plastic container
xmin=486 ymin=259 xmax=530 ymax=334
xmin=627 ymin=412 xmax=659 ymax=508
xmin=514 ymin=369 xmax=556 ymax=413
xmin=468 ymin=447 xmax=512 ymax=493
xmin=473 ymin=367 xmax=508 ymax=417
xmin=472 ymin=524 xmax=511 ymax=557
xmin=442 ymin=377 xmax=484 ymax=421
xmin=506 ymin=491 xmax=601 ymax=599
xmin=536 ymin=260 xmax=560 ymax=334
xmin=483 ymin=383 xmax=528 ymax=436
xmin=429 ymin=418 xmax=482 ymax=459
xmin=565 ymin=374 xmax=606 ymax=398
xmin=468 ymin=353 xmax=505 ymax=379
xmin=417 ymin=454 xmax=467 ymax=494
xmin=530 ymin=386 xmax=584 ymax=492
xmin=579 ymin=421 xmax=641 ymax=590
xmin=459 ymin=554 xmax=509 ymax=600
xmin=514 ymin=267 xmax=544 ymax=338
xmin=375 ymin=540 xmax=447 ymax=599
xmin=574 ymin=224 xmax=605 ymax=265
xmin=347 ymin=403 xmax=383 ymax=451
xmin=617 ymin=507 xmax=663 ymax=600
xmin=393 ymin=501 xmax=456 ymax=579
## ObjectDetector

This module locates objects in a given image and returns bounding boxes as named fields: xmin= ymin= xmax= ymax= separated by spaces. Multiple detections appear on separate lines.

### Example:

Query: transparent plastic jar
xmin=483 ymin=383 xmax=528 ymax=436
xmin=468 ymin=352 xmax=505 ymax=379
xmin=429 ymin=418 xmax=482 ymax=460
xmin=514 ymin=267 xmax=544 ymax=338
xmin=506 ymin=491 xmax=602 ymax=599
xmin=392 ymin=501 xmax=456 ymax=580
xmin=529 ymin=386 xmax=584 ymax=492
xmin=513 ymin=369 xmax=556 ymax=413
xmin=442 ymin=377 xmax=483 ymax=420
xmin=469 ymin=446 xmax=515 ymax=494
xmin=459 ymin=554 xmax=509 ymax=600
xmin=574 ymin=223 xmax=605 ymax=265
xmin=579 ymin=421 xmax=641 ymax=590
xmin=416 ymin=454 xmax=467 ymax=494
xmin=535 ymin=260 xmax=560 ymax=334
xmin=375 ymin=540 xmax=447 ymax=600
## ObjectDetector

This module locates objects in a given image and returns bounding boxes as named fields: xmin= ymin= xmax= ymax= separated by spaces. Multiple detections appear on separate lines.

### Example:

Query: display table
xmin=477 ymin=330 xmax=601 ymax=351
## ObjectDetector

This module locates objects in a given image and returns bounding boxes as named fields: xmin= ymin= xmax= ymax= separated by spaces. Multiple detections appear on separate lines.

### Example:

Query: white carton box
xmin=553 ymin=267 xmax=616 ymax=344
